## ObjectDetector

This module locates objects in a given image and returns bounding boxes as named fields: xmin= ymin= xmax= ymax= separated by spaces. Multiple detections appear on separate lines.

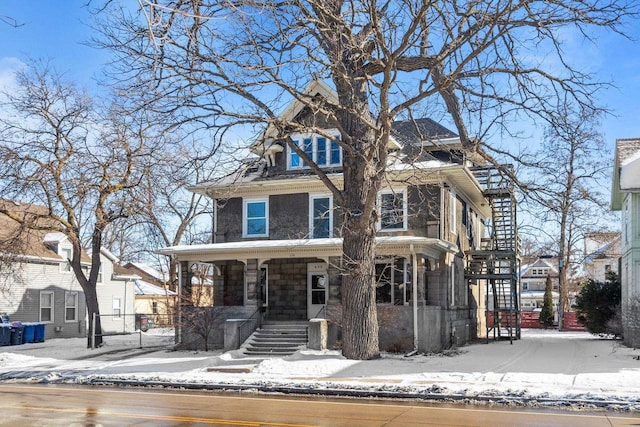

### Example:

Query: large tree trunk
xmin=84 ymin=286 xmax=103 ymax=348
xmin=335 ymin=77 xmax=384 ymax=360
xmin=341 ymin=223 xmax=379 ymax=359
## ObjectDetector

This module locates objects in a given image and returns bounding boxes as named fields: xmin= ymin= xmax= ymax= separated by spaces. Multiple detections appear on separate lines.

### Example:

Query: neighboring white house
xmin=611 ymin=138 xmax=640 ymax=347
xmin=95 ymin=248 xmax=137 ymax=334
xmin=580 ymin=232 xmax=621 ymax=282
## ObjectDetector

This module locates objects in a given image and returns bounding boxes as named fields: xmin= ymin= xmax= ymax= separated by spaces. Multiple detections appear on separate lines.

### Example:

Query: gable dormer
xmin=251 ymin=80 xmax=402 ymax=174
xmin=43 ymin=232 xmax=73 ymax=272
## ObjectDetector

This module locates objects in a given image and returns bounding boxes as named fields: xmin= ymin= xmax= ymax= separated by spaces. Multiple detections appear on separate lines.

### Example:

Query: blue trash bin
xmin=22 ymin=323 xmax=36 ymax=343
xmin=10 ymin=324 xmax=23 ymax=345
xmin=34 ymin=322 xmax=45 ymax=342
xmin=0 ymin=324 xmax=11 ymax=346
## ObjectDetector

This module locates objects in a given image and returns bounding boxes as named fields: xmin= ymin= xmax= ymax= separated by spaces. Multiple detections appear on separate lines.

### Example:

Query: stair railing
xmin=237 ymin=308 xmax=262 ymax=346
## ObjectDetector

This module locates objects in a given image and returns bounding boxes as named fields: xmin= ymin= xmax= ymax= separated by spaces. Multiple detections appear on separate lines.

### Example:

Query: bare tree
xmin=522 ymin=105 xmax=614 ymax=329
xmin=0 ymin=60 xmax=156 ymax=347
xmin=97 ymin=0 xmax=634 ymax=359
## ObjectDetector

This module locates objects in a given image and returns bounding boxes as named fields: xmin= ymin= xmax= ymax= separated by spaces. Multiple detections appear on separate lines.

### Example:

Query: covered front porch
xmin=160 ymin=236 xmax=466 ymax=352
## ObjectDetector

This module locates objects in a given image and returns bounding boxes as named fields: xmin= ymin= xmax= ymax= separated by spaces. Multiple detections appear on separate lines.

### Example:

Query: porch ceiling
xmin=157 ymin=236 xmax=458 ymax=263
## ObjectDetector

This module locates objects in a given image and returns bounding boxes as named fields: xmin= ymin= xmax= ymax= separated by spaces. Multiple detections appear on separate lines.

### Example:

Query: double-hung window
xmin=379 ymin=189 xmax=407 ymax=231
xmin=40 ymin=291 xmax=54 ymax=323
xmin=65 ymin=291 xmax=78 ymax=322
xmin=310 ymin=195 xmax=333 ymax=238
xmin=113 ymin=298 xmax=122 ymax=319
xmin=243 ymin=199 xmax=269 ymax=237
xmin=288 ymin=133 xmax=342 ymax=170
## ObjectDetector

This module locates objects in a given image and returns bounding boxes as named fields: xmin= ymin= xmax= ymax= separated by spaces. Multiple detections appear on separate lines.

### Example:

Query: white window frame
xmin=40 ymin=291 xmax=54 ymax=323
xmin=309 ymin=194 xmax=334 ymax=238
xmin=64 ymin=291 xmax=79 ymax=323
xmin=378 ymin=188 xmax=408 ymax=232
xmin=96 ymin=266 xmax=103 ymax=284
xmin=450 ymin=191 xmax=457 ymax=234
xmin=112 ymin=297 xmax=122 ymax=320
xmin=60 ymin=247 xmax=72 ymax=273
xmin=243 ymin=198 xmax=269 ymax=238
xmin=287 ymin=131 xmax=342 ymax=170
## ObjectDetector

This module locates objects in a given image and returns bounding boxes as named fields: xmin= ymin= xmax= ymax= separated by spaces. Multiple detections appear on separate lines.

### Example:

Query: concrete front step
xmin=241 ymin=321 xmax=309 ymax=357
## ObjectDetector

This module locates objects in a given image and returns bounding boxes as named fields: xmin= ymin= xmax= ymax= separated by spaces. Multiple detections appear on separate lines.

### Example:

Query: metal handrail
xmin=237 ymin=308 xmax=262 ymax=344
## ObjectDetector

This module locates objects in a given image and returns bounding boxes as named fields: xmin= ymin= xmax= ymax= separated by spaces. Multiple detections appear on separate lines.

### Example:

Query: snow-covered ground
xmin=1 ymin=329 xmax=639 ymax=410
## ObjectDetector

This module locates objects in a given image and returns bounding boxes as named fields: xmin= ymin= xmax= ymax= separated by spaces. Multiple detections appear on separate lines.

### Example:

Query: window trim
xmin=378 ymin=188 xmax=408 ymax=232
xmin=450 ymin=191 xmax=457 ymax=235
xmin=243 ymin=198 xmax=269 ymax=238
xmin=60 ymin=247 xmax=72 ymax=273
xmin=64 ymin=291 xmax=79 ymax=323
xmin=112 ymin=297 xmax=122 ymax=320
xmin=40 ymin=290 xmax=54 ymax=323
xmin=309 ymin=194 xmax=334 ymax=238
xmin=287 ymin=132 xmax=342 ymax=170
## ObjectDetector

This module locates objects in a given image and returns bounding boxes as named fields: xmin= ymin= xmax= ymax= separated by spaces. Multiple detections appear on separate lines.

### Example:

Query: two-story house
xmin=520 ymin=256 xmax=559 ymax=312
xmin=611 ymin=138 xmax=640 ymax=347
xmin=160 ymin=81 xmax=493 ymax=353
xmin=581 ymin=232 xmax=621 ymax=282
xmin=0 ymin=200 xmax=135 ymax=340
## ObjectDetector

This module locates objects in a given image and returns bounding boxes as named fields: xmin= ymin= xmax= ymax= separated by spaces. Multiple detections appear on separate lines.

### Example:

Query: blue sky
xmin=1 ymin=1 xmax=639 ymax=149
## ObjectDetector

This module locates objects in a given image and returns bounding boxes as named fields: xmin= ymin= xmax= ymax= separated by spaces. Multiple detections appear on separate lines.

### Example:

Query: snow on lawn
xmin=1 ymin=329 xmax=640 ymax=409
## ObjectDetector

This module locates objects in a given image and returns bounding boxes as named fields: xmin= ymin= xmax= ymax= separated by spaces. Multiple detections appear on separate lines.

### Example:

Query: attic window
xmin=60 ymin=247 xmax=72 ymax=272
xmin=288 ymin=133 xmax=341 ymax=170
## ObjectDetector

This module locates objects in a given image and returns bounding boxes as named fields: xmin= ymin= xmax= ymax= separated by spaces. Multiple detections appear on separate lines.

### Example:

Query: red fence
xmin=487 ymin=310 xmax=587 ymax=331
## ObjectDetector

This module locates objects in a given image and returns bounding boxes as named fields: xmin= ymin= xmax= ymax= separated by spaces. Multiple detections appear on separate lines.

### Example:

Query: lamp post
xmin=558 ymin=258 xmax=564 ymax=331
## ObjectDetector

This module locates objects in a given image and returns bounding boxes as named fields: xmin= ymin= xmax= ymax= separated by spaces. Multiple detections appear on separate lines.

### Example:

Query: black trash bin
xmin=10 ymin=323 xmax=24 ymax=345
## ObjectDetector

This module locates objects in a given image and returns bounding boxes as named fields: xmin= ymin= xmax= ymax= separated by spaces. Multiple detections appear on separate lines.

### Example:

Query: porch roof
xmin=158 ymin=236 xmax=458 ymax=263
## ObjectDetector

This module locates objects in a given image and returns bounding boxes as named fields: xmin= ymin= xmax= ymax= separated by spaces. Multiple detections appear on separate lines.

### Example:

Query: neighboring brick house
xmin=160 ymin=81 xmax=493 ymax=352
xmin=611 ymin=138 xmax=640 ymax=347
xmin=0 ymin=200 xmax=134 ymax=340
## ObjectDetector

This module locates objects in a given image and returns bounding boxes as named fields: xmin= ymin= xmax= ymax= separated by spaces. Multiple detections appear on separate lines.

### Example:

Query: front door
xmin=307 ymin=262 xmax=328 ymax=319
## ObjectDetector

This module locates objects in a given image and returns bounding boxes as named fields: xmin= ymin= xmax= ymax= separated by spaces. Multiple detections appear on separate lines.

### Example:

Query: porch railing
xmin=237 ymin=308 xmax=262 ymax=345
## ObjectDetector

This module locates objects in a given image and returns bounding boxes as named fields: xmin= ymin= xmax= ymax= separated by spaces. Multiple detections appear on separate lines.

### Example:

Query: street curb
xmin=87 ymin=378 xmax=639 ymax=410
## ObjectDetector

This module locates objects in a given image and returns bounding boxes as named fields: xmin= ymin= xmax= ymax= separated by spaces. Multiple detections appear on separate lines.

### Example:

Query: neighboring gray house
xmin=0 ymin=201 xmax=88 ymax=339
xmin=611 ymin=138 xmax=640 ymax=347
xmin=0 ymin=200 xmax=135 ymax=340
xmin=160 ymin=81 xmax=494 ymax=353
xmin=95 ymin=248 xmax=137 ymax=335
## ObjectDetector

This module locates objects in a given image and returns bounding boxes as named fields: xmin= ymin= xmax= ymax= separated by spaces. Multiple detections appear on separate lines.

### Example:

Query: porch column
xmin=180 ymin=261 xmax=193 ymax=306
xmin=212 ymin=264 xmax=224 ymax=307
xmin=245 ymin=259 xmax=259 ymax=306
xmin=415 ymin=257 xmax=428 ymax=305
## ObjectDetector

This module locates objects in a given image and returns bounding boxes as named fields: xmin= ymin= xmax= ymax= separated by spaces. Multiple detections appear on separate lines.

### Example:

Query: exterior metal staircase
xmin=467 ymin=166 xmax=521 ymax=342
xmin=242 ymin=321 xmax=308 ymax=357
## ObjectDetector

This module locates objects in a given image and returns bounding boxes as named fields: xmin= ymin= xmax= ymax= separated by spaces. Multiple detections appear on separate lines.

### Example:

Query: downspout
xmin=123 ymin=279 xmax=128 ymax=334
xmin=410 ymin=243 xmax=418 ymax=351
xmin=212 ymin=199 xmax=217 ymax=243
xmin=176 ymin=256 xmax=182 ymax=345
